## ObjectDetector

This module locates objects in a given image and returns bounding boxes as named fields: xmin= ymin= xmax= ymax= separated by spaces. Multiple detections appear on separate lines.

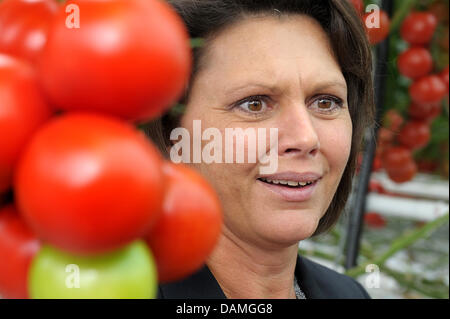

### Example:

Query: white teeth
xmin=260 ymin=178 xmax=315 ymax=186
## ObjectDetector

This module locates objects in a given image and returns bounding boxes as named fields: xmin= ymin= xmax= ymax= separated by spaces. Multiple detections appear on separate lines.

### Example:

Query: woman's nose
xmin=276 ymin=102 xmax=320 ymax=158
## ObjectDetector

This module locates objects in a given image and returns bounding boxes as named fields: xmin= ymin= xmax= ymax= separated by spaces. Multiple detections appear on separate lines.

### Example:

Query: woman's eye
xmin=235 ymin=96 xmax=269 ymax=115
xmin=310 ymin=96 xmax=344 ymax=113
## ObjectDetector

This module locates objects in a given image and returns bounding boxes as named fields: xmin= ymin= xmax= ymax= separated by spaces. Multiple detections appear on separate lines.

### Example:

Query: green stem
xmin=389 ymin=0 xmax=419 ymax=34
xmin=380 ymin=265 xmax=449 ymax=299
xmin=299 ymin=247 xmax=448 ymax=299
xmin=345 ymin=212 xmax=449 ymax=278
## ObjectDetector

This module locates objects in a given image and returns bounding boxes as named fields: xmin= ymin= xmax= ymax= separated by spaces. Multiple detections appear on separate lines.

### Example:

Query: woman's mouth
xmin=256 ymin=177 xmax=320 ymax=202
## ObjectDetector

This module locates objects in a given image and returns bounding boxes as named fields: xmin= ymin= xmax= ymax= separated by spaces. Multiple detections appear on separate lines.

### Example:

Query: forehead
xmin=193 ymin=14 xmax=346 ymax=95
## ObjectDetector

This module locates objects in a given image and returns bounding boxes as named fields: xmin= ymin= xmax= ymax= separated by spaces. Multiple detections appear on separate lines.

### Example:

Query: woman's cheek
xmin=318 ymin=118 xmax=353 ymax=172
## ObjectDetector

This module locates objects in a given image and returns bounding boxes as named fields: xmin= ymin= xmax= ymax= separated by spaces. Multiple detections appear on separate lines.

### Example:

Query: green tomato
xmin=29 ymin=240 xmax=157 ymax=299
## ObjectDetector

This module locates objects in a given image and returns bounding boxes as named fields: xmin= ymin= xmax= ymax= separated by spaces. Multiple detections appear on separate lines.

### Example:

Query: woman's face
xmin=180 ymin=14 xmax=352 ymax=249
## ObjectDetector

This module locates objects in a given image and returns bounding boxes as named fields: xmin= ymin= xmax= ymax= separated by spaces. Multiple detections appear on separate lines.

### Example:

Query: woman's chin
xmin=254 ymin=210 xmax=321 ymax=247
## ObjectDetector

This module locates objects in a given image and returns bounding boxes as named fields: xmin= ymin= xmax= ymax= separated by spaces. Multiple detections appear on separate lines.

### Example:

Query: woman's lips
xmin=257 ymin=178 xmax=319 ymax=202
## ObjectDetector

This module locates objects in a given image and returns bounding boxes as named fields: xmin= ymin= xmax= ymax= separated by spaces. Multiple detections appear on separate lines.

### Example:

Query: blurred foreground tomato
xmin=14 ymin=113 xmax=165 ymax=255
xmin=363 ymin=10 xmax=390 ymax=45
xmin=0 ymin=54 xmax=52 ymax=194
xmin=397 ymin=47 xmax=433 ymax=79
xmin=146 ymin=162 xmax=223 ymax=283
xmin=0 ymin=204 xmax=40 ymax=299
xmin=38 ymin=0 xmax=191 ymax=122
xmin=29 ymin=241 xmax=157 ymax=298
xmin=398 ymin=121 xmax=431 ymax=150
xmin=409 ymin=75 xmax=447 ymax=106
xmin=400 ymin=12 xmax=437 ymax=45
xmin=0 ymin=0 xmax=58 ymax=63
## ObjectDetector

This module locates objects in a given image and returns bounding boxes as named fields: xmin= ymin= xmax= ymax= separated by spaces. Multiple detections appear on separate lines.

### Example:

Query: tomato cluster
xmin=352 ymin=5 xmax=448 ymax=186
xmin=0 ymin=0 xmax=222 ymax=299
xmin=376 ymin=10 xmax=449 ymax=184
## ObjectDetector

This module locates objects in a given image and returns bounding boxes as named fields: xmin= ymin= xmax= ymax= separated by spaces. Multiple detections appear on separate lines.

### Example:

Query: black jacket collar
xmin=158 ymin=254 xmax=370 ymax=299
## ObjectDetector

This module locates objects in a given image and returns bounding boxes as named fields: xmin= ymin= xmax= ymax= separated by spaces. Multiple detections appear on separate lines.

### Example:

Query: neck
xmin=206 ymin=226 xmax=299 ymax=299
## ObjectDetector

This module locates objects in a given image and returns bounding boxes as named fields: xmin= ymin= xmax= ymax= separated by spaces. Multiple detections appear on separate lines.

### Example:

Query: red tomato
xmin=397 ymin=47 xmax=433 ymax=79
xmin=368 ymin=180 xmax=384 ymax=193
xmin=146 ymin=162 xmax=223 ymax=283
xmin=363 ymin=10 xmax=390 ymax=45
xmin=440 ymin=66 xmax=449 ymax=90
xmin=398 ymin=121 xmax=431 ymax=150
xmin=417 ymin=159 xmax=439 ymax=173
xmin=400 ymin=12 xmax=437 ymax=45
xmin=377 ymin=127 xmax=394 ymax=145
xmin=364 ymin=212 xmax=387 ymax=228
xmin=385 ymin=159 xmax=417 ymax=183
xmin=383 ymin=109 xmax=404 ymax=132
xmin=408 ymin=102 xmax=442 ymax=121
xmin=409 ymin=75 xmax=447 ymax=106
xmin=372 ymin=155 xmax=383 ymax=172
xmin=382 ymin=146 xmax=414 ymax=169
xmin=38 ymin=0 xmax=191 ymax=123
xmin=0 ymin=0 xmax=58 ymax=63
xmin=0 ymin=54 xmax=53 ymax=194
xmin=0 ymin=204 xmax=40 ymax=299
xmin=348 ymin=0 xmax=364 ymax=14
xmin=14 ymin=113 xmax=165 ymax=255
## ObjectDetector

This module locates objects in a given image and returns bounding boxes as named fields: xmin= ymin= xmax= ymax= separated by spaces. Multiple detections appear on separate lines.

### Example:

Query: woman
xmin=148 ymin=0 xmax=375 ymax=299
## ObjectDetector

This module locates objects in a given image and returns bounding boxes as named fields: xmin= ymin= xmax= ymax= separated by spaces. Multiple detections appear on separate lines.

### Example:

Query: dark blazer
xmin=158 ymin=254 xmax=371 ymax=299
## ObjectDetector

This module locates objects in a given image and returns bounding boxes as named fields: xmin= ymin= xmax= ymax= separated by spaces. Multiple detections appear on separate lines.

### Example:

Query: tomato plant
xmin=29 ymin=241 xmax=157 ymax=298
xmin=14 ymin=113 xmax=165 ymax=255
xmin=0 ymin=0 xmax=59 ymax=63
xmin=0 ymin=204 xmax=40 ymax=299
xmin=397 ymin=47 xmax=433 ymax=79
xmin=146 ymin=162 xmax=223 ymax=283
xmin=400 ymin=12 xmax=438 ymax=45
xmin=38 ymin=0 xmax=191 ymax=123
xmin=0 ymin=54 xmax=52 ymax=194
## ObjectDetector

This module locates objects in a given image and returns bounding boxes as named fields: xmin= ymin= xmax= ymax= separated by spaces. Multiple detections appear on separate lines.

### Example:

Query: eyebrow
xmin=224 ymin=83 xmax=281 ymax=97
xmin=224 ymin=79 xmax=347 ymax=97
xmin=311 ymin=80 xmax=347 ymax=93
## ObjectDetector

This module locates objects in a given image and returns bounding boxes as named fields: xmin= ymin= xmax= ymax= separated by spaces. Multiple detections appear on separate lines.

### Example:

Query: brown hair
xmin=145 ymin=0 xmax=375 ymax=236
